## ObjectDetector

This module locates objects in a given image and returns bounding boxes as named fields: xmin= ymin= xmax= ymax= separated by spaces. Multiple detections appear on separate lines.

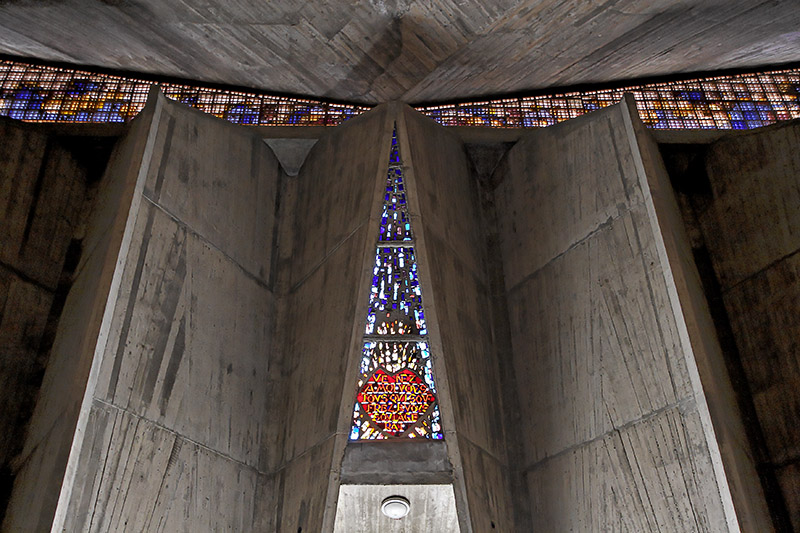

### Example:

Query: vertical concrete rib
xmin=51 ymin=86 xmax=165 ymax=531
xmin=620 ymin=94 xmax=772 ymax=532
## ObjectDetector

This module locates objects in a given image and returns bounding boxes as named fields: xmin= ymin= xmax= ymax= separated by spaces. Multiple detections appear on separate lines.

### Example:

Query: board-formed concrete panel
xmin=0 ymin=1 xmax=798 ymax=102
xmin=399 ymin=104 xmax=513 ymax=531
xmin=496 ymin=109 xmax=644 ymax=291
xmin=506 ymin=205 xmax=694 ymax=467
xmin=5 ymin=90 xmax=284 ymax=531
xmin=61 ymin=403 xmax=261 ymax=532
xmin=93 ymin=203 xmax=274 ymax=468
xmin=526 ymin=405 xmax=725 ymax=531
xmin=141 ymin=103 xmax=278 ymax=285
xmin=493 ymin=99 xmax=761 ymax=530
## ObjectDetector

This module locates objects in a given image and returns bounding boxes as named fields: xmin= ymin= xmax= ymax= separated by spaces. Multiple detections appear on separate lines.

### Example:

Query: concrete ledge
xmin=340 ymin=441 xmax=453 ymax=485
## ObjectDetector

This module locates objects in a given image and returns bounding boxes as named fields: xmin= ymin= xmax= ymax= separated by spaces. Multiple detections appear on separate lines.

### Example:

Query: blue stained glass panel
xmin=379 ymin=167 xmax=413 ymax=242
xmin=365 ymin=246 xmax=426 ymax=337
xmin=351 ymin=126 xmax=443 ymax=441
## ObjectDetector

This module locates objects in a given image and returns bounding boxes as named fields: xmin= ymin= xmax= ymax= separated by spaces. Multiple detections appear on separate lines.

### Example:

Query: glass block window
xmin=350 ymin=127 xmax=443 ymax=441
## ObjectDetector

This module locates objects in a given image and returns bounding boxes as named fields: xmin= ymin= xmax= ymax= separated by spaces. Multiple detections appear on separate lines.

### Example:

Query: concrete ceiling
xmin=1 ymin=0 xmax=798 ymax=104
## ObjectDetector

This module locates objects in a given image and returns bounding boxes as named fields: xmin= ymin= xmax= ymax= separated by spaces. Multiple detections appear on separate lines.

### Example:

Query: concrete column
xmin=687 ymin=119 xmax=800 ymax=529
xmin=493 ymin=96 xmax=768 ymax=531
xmin=398 ymin=104 xmax=513 ymax=532
xmin=4 ymin=89 xmax=283 ymax=531
xmin=622 ymin=96 xmax=773 ymax=532
xmin=275 ymin=104 xmax=391 ymax=532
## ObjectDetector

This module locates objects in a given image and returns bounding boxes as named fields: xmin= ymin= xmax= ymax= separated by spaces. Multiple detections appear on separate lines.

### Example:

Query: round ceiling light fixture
xmin=380 ymin=495 xmax=411 ymax=520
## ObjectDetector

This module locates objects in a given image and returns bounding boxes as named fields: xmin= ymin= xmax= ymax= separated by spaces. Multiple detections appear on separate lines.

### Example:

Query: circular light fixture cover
xmin=381 ymin=495 xmax=411 ymax=519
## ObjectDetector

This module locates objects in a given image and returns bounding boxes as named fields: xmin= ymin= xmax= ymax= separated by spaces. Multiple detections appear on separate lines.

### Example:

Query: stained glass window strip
xmin=2 ymin=58 xmax=799 ymax=130
xmin=418 ymin=69 xmax=800 ymax=130
xmin=0 ymin=59 xmax=368 ymax=126
xmin=350 ymin=127 xmax=443 ymax=441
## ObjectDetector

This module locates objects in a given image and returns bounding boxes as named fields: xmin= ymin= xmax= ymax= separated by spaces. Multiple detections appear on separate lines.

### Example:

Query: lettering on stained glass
xmin=350 ymin=126 xmax=443 ymax=440
xmin=357 ymin=368 xmax=436 ymax=436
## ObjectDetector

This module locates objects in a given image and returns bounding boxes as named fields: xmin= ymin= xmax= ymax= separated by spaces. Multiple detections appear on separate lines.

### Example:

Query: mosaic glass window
xmin=0 ymin=59 xmax=368 ymax=126
xmin=350 ymin=128 xmax=443 ymax=441
xmin=2 ymin=58 xmax=800 ymax=130
xmin=418 ymin=70 xmax=800 ymax=130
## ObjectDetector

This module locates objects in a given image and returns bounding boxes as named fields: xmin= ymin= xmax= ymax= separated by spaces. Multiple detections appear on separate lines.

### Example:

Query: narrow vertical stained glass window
xmin=349 ymin=126 xmax=443 ymax=441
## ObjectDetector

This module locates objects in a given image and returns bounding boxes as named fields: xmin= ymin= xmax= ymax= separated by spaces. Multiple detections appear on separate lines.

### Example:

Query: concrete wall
xmin=492 ymin=99 xmax=756 ymax=531
xmin=1 ymin=120 xmax=128 ymax=531
xmin=4 ymin=95 xmax=793 ymax=531
xmin=4 ymin=91 xmax=283 ymax=531
xmin=399 ymin=105 xmax=513 ymax=532
xmin=0 ymin=119 xmax=88 ymax=521
xmin=683 ymin=120 xmax=800 ymax=529
xmin=275 ymin=104 xmax=390 ymax=532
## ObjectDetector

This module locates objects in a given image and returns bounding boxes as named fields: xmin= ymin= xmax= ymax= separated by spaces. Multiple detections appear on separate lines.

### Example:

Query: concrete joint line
xmin=399 ymin=214 xmax=487 ymax=287
xmin=271 ymin=434 xmax=338 ymax=476
xmin=86 ymin=406 xmax=120 ymax=530
xmin=92 ymin=397 xmax=262 ymax=475
xmin=290 ymin=221 xmax=367 ymax=293
xmin=722 ymin=246 xmax=800 ymax=295
xmin=0 ymin=259 xmax=56 ymax=293
xmin=520 ymin=396 xmax=697 ymax=474
xmin=456 ymin=433 xmax=510 ymax=468
xmin=505 ymin=200 xmax=645 ymax=296
xmin=140 ymin=194 xmax=271 ymax=291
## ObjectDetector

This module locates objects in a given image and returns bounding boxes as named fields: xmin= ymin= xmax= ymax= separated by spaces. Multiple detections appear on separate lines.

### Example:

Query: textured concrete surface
xmin=0 ymin=119 xmax=88 ymax=485
xmin=340 ymin=441 xmax=452 ymax=485
xmin=399 ymin=104 xmax=513 ymax=532
xmin=334 ymin=484 xmax=459 ymax=533
xmin=3 ymin=94 xmax=797 ymax=531
xmin=692 ymin=120 xmax=800 ymax=530
xmin=263 ymin=138 xmax=318 ymax=176
xmin=1 ymin=1 xmax=799 ymax=103
xmin=3 ymin=91 xmax=283 ymax=531
xmin=493 ymin=100 xmax=750 ymax=531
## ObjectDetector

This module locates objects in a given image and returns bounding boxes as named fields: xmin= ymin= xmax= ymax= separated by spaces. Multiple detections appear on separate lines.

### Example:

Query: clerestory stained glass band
xmin=419 ymin=70 xmax=800 ymax=130
xmin=2 ymin=58 xmax=800 ymax=130
xmin=0 ymin=59 xmax=368 ymax=126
